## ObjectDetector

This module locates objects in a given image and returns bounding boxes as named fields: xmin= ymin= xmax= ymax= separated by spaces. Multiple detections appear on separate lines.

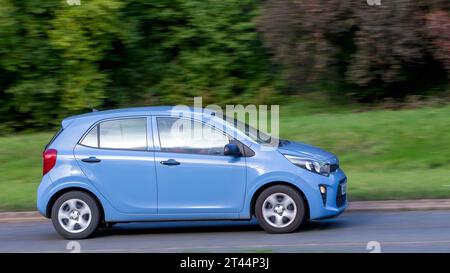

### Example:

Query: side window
xmin=100 ymin=118 xmax=147 ymax=150
xmin=81 ymin=118 xmax=147 ymax=150
xmin=157 ymin=117 xmax=230 ymax=155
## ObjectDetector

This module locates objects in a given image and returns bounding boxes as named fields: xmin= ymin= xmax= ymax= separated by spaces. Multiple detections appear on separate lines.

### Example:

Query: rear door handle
xmin=160 ymin=159 xmax=180 ymax=166
xmin=81 ymin=156 xmax=101 ymax=163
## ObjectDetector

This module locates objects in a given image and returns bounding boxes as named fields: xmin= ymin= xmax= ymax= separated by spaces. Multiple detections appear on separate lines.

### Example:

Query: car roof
xmin=61 ymin=106 xmax=216 ymax=127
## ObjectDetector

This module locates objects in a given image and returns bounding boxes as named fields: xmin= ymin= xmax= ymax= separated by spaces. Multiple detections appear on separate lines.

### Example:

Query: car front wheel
xmin=255 ymin=185 xmax=306 ymax=233
xmin=51 ymin=191 xmax=101 ymax=239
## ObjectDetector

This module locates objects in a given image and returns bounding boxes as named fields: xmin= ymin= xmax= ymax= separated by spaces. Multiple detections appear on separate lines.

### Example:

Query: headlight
xmin=283 ymin=154 xmax=330 ymax=176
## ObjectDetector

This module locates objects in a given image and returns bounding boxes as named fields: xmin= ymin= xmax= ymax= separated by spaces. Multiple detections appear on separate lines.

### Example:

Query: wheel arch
xmin=46 ymin=187 xmax=105 ymax=221
xmin=250 ymin=181 xmax=310 ymax=220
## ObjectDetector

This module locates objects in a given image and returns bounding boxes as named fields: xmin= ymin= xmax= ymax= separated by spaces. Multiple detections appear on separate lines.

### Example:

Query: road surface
xmin=1 ymin=210 xmax=450 ymax=253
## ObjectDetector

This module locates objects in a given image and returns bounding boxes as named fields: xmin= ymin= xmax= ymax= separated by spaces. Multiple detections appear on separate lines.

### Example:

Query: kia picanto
xmin=37 ymin=107 xmax=347 ymax=239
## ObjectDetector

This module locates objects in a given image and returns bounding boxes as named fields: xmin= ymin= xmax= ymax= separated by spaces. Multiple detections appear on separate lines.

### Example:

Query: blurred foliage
xmin=0 ymin=0 xmax=277 ymax=131
xmin=257 ymin=0 xmax=450 ymax=101
xmin=0 ymin=0 xmax=449 ymax=132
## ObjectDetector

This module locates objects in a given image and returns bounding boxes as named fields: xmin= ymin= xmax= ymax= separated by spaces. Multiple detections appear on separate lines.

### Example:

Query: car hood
xmin=277 ymin=140 xmax=337 ymax=162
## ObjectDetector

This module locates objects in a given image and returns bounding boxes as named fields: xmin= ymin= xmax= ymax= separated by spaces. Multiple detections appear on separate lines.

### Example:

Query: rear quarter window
xmin=81 ymin=125 xmax=99 ymax=148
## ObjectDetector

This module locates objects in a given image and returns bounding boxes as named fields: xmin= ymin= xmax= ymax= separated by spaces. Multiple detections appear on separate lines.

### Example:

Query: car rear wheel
xmin=255 ymin=185 xmax=306 ymax=233
xmin=51 ymin=191 xmax=101 ymax=239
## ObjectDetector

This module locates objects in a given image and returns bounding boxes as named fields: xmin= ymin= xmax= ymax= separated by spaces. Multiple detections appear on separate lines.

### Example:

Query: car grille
xmin=330 ymin=164 xmax=339 ymax=173
xmin=336 ymin=178 xmax=347 ymax=207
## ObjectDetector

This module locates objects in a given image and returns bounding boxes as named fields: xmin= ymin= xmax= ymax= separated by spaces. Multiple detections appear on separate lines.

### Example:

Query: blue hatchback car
xmin=37 ymin=107 xmax=347 ymax=239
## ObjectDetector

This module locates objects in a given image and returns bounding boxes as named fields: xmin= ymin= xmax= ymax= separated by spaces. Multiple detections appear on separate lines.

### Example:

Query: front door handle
xmin=160 ymin=159 xmax=180 ymax=166
xmin=81 ymin=156 xmax=101 ymax=163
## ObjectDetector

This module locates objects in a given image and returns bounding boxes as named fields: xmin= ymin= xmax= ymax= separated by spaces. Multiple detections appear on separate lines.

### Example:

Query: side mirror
xmin=224 ymin=143 xmax=241 ymax=157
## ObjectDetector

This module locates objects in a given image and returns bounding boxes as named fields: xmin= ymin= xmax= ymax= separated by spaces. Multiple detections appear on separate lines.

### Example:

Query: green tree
xmin=0 ymin=0 xmax=63 ymax=129
xmin=49 ymin=0 xmax=123 ymax=113
xmin=109 ymin=0 xmax=278 ymax=106
xmin=0 ymin=0 xmax=278 ymax=132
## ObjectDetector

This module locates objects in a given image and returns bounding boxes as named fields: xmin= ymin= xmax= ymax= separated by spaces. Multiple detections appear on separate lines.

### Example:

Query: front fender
xmin=240 ymin=171 xmax=320 ymax=219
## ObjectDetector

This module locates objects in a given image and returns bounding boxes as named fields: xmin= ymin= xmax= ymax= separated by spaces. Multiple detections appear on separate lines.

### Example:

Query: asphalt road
xmin=1 ymin=210 xmax=450 ymax=253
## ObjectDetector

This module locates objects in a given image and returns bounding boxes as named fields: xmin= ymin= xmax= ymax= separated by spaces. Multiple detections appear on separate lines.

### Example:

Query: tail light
xmin=43 ymin=149 xmax=57 ymax=175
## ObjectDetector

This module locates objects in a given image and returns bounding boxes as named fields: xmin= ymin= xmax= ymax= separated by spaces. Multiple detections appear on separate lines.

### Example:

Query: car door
xmin=74 ymin=117 xmax=157 ymax=214
xmin=154 ymin=116 xmax=247 ymax=214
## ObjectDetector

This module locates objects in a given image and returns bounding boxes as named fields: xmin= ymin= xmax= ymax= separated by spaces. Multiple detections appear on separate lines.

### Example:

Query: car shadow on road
xmin=94 ymin=215 xmax=358 ymax=238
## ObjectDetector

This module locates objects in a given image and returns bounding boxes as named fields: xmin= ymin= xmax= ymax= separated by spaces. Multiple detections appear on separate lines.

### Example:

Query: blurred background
xmin=0 ymin=0 xmax=449 ymax=211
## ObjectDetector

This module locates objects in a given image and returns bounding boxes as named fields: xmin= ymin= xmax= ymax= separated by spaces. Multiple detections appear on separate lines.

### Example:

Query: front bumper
xmin=301 ymin=168 xmax=348 ymax=220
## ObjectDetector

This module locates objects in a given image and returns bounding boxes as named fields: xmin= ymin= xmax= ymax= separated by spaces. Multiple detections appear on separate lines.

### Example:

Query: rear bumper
xmin=36 ymin=174 xmax=52 ymax=218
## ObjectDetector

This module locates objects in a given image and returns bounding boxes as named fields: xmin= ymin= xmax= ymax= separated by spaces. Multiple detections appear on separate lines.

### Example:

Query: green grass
xmin=0 ymin=132 xmax=53 ymax=211
xmin=0 ymin=102 xmax=450 ymax=211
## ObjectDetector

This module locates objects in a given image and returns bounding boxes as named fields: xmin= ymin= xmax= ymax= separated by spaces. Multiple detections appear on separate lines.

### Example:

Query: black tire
xmin=51 ymin=191 xmax=101 ymax=239
xmin=255 ymin=185 xmax=306 ymax=233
